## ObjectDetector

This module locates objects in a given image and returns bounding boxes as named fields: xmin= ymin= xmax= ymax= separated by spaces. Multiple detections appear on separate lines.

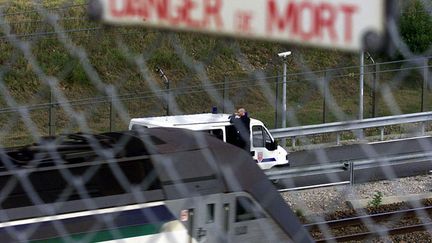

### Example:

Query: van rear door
xmin=225 ymin=125 xmax=250 ymax=151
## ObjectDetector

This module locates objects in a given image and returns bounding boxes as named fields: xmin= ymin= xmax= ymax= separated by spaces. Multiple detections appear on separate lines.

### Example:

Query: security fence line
xmin=0 ymin=59 xmax=429 ymax=140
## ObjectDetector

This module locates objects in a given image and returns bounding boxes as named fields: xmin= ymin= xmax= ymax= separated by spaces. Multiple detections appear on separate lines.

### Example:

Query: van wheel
xmin=271 ymin=179 xmax=279 ymax=184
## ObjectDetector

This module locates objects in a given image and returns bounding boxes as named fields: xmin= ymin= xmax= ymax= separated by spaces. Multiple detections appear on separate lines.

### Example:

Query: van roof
xmin=130 ymin=113 xmax=237 ymax=127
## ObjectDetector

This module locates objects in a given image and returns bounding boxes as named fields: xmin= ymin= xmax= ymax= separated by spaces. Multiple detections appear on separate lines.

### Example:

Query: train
xmin=0 ymin=127 xmax=313 ymax=242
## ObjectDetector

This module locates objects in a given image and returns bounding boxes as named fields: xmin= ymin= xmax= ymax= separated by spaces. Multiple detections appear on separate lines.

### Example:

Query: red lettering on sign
xmin=235 ymin=11 xmax=253 ymax=33
xmin=297 ymin=2 xmax=315 ymax=41
xmin=109 ymin=0 xmax=121 ymax=16
xmin=203 ymin=0 xmax=223 ymax=29
xmin=267 ymin=0 xmax=297 ymax=34
xmin=110 ymin=0 xmax=168 ymax=19
xmin=170 ymin=0 xmax=200 ymax=27
xmin=109 ymin=0 xmax=223 ymax=29
xmin=266 ymin=0 xmax=358 ymax=44
xmin=315 ymin=3 xmax=337 ymax=42
xmin=340 ymin=5 xmax=357 ymax=42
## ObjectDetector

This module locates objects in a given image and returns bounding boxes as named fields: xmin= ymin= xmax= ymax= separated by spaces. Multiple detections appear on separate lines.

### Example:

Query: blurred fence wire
xmin=0 ymin=0 xmax=431 ymax=242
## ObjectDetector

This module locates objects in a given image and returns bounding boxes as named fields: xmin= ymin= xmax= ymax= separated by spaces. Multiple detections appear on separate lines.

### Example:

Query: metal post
xmin=281 ymin=61 xmax=287 ymax=147
xmin=421 ymin=122 xmax=425 ymax=135
xmin=422 ymin=58 xmax=428 ymax=112
xmin=291 ymin=137 xmax=296 ymax=149
xmin=109 ymin=96 xmax=114 ymax=132
xmin=380 ymin=127 xmax=384 ymax=140
xmin=354 ymin=129 xmax=364 ymax=141
xmin=336 ymin=132 xmax=340 ymax=145
xmin=189 ymin=209 xmax=195 ymax=243
xmin=48 ymin=89 xmax=55 ymax=136
xmin=282 ymin=61 xmax=287 ymax=131
xmin=359 ymin=51 xmax=364 ymax=120
xmin=278 ymin=51 xmax=291 ymax=147
xmin=323 ymin=75 xmax=327 ymax=123
xmin=372 ymin=63 xmax=379 ymax=117
xmin=223 ymin=77 xmax=228 ymax=113
xmin=275 ymin=75 xmax=279 ymax=128
xmin=156 ymin=67 xmax=170 ymax=116
xmin=349 ymin=161 xmax=355 ymax=186
xmin=365 ymin=52 xmax=376 ymax=118
xmin=166 ymin=80 xmax=170 ymax=116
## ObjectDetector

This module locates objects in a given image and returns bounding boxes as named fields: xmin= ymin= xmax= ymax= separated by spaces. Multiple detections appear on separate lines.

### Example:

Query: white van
xmin=129 ymin=113 xmax=289 ymax=170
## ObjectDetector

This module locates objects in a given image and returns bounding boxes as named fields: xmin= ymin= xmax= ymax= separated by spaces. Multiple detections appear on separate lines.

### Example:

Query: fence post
xmin=372 ymin=63 xmax=379 ymax=117
xmin=421 ymin=122 xmax=425 ymax=136
xmin=223 ymin=77 xmax=229 ymax=113
xmin=422 ymin=58 xmax=428 ymax=112
xmin=48 ymin=89 xmax=55 ymax=136
xmin=349 ymin=161 xmax=355 ymax=186
xmin=322 ymin=74 xmax=327 ymax=123
xmin=380 ymin=127 xmax=384 ymax=141
xmin=355 ymin=129 xmax=364 ymax=141
xmin=166 ymin=80 xmax=170 ymax=116
xmin=109 ymin=96 xmax=114 ymax=132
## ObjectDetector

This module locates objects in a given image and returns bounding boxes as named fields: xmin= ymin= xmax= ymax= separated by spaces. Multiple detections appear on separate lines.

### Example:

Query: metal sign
xmin=257 ymin=152 xmax=263 ymax=163
xmin=180 ymin=209 xmax=188 ymax=221
xmin=88 ymin=0 xmax=389 ymax=51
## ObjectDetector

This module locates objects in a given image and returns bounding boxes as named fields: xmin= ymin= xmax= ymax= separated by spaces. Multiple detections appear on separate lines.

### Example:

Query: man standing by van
xmin=229 ymin=108 xmax=250 ymax=151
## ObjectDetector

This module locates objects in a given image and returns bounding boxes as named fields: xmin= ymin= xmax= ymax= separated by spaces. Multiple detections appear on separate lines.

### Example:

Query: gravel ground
xmin=281 ymin=174 xmax=432 ymax=217
xmin=281 ymin=175 xmax=432 ymax=242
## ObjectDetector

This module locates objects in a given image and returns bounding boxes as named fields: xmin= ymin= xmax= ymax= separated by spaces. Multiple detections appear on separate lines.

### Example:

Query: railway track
xmin=304 ymin=206 xmax=432 ymax=242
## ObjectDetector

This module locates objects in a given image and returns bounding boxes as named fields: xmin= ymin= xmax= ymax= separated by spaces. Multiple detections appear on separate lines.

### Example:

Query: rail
xmin=305 ymin=206 xmax=432 ymax=242
xmin=270 ymin=111 xmax=432 ymax=147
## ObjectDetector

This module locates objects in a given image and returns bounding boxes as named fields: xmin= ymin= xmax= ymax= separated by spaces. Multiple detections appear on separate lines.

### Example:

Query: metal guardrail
xmin=265 ymin=163 xmax=347 ymax=180
xmin=270 ymin=111 xmax=432 ymax=146
xmin=266 ymin=151 xmax=432 ymax=182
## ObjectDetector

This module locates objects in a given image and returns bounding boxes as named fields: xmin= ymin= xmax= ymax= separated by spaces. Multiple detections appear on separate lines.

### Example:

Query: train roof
xmin=0 ymin=128 xmax=255 ymax=211
xmin=0 ymin=128 xmax=309 ymax=242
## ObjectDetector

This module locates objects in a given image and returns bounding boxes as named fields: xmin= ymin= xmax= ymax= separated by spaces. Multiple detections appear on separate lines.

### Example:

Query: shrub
xmin=368 ymin=191 xmax=384 ymax=208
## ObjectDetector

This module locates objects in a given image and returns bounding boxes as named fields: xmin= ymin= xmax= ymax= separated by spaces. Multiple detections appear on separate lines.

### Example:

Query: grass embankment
xmin=0 ymin=1 xmax=429 ymax=146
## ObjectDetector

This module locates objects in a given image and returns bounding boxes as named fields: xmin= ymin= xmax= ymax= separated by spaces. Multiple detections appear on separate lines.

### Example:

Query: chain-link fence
xmin=0 ymin=0 xmax=432 ymax=242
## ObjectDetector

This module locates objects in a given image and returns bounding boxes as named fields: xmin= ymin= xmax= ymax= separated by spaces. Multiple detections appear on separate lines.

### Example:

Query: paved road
xmin=288 ymin=136 xmax=432 ymax=167
xmin=271 ymin=137 xmax=432 ymax=189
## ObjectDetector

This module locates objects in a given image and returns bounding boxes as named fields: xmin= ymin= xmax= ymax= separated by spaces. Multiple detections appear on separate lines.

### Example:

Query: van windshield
xmin=252 ymin=125 xmax=272 ymax=147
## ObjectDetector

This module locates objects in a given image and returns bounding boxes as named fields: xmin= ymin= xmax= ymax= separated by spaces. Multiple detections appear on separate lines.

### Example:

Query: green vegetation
xmin=294 ymin=208 xmax=305 ymax=219
xmin=400 ymin=0 xmax=432 ymax=54
xmin=0 ymin=1 xmax=430 ymax=145
xmin=368 ymin=191 xmax=384 ymax=208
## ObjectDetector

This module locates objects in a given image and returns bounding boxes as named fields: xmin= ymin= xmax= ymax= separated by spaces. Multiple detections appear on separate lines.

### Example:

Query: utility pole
xmin=359 ymin=51 xmax=364 ymax=120
xmin=282 ymin=60 xmax=287 ymax=129
xmin=275 ymin=75 xmax=279 ymax=128
xmin=278 ymin=51 xmax=291 ymax=146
